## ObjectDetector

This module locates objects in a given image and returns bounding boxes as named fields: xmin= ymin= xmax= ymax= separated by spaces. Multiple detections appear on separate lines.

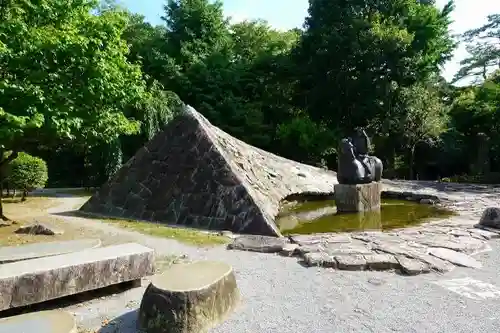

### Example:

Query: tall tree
xmin=162 ymin=0 xmax=231 ymax=70
xmin=454 ymin=14 xmax=500 ymax=84
xmin=293 ymin=0 xmax=455 ymax=136
xmin=0 ymin=0 xmax=145 ymax=219
xmin=396 ymin=84 xmax=449 ymax=179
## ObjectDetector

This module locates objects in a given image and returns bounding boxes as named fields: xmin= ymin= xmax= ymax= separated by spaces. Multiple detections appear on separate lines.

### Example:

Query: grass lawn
xmin=0 ymin=196 xmax=103 ymax=247
xmin=78 ymin=212 xmax=230 ymax=247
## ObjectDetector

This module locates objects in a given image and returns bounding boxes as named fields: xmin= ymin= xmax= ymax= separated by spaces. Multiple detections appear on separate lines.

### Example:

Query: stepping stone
xmin=396 ymin=255 xmax=430 ymax=276
xmin=428 ymin=247 xmax=482 ymax=269
xmin=0 ymin=239 xmax=102 ymax=264
xmin=227 ymin=235 xmax=288 ymax=253
xmin=0 ymin=243 xmax=154 ymax=311
xmin=0 ymin=310 xmax=76 ymax=333
xmin=138 ymin=260 xmax=239 ymax=333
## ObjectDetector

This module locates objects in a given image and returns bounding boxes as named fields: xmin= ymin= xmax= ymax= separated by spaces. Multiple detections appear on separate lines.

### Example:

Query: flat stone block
xmin=334 ymin=255 xmax=367 ymax=270
xmin=138 ymin=260 xmax=240 ymax=333
xmin=0 ymin=243 xmax=154 ymax=311
xmin=0 ymin=239 xmax=102 ymax=264
xmin=227 ymin=235 xmax=288 ymax=253
xmin=428 ymin=247 xmax=482 ymax=269
xmin=0 ymin=310 xmax=77 ymax=333
xmin=334 ymin=182 xmax=382 ymax=213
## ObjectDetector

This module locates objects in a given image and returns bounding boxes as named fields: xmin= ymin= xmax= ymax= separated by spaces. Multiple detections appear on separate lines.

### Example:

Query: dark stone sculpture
xmin=337 ymin=128 xmax=383 ymax=184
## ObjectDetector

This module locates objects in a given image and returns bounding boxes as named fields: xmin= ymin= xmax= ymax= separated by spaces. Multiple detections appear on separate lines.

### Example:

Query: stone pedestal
xmin=355 ymin=210 xmax=382 ymax=230
xmin=138 ymin=260 xmax=240 ymax=333
xmin=334 ymin=182 xmax=382 ymax=213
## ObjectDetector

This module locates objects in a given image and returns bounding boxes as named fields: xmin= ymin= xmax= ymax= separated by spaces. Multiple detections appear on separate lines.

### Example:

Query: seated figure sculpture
xmin=337 ymin=128 xmax=383 ymax=184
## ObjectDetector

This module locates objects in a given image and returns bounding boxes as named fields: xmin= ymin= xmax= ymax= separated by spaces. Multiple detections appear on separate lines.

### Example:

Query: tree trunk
xmin=0 ymin=178 xmax=5 ymax=221
xmin=0 ymin=149 xmax=20 ymax=221
xmin=0 ymin=198 xmax=6 ymax=221
xmin=0 ymin=173 xmax=7 ymax=221
xmin=409 ymin=145 xmax=416 ymax=180
xmin=21 ymin=189 xmax=28 ymax=202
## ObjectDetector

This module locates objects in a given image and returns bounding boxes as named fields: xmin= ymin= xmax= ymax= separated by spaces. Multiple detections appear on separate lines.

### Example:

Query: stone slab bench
xmin=138 ymin=260 xmax=239 ymax=333
xmin=0 ymin=239 xmax=102 ymax=264
xmin=0 ymin=310 xmax=76 ymax=333
xmin=0 ymin=243 xmax=154 ymax=311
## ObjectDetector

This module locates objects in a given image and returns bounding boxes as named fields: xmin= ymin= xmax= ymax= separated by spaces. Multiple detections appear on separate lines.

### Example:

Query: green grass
xmin=47 ymin=188 xmax=230 ymax=246
xmin=78 ymin=213 xmax=230 ymax=246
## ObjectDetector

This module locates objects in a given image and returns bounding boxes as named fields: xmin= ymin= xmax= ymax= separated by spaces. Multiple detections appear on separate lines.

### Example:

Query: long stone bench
xmin=0 ymin=310 xmax=77 ymax=333
xmin=0 ymin=239 xmax=102 ymax=264
xmin=0 ymin=243 xmax=155 ymax=311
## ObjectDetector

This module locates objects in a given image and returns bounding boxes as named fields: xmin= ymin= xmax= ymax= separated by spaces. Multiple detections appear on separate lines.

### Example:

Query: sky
xmin=119 ymin=0 xmax=500 ymax=83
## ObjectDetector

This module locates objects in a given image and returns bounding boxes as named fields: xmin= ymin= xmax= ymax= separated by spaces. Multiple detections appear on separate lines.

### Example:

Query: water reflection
xmin=277 ymin=199 xmax=454 ymax=235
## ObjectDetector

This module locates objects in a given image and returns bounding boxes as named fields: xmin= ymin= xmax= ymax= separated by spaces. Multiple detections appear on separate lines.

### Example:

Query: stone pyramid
xmin=80 ymin=106 xmax=338 ymax=236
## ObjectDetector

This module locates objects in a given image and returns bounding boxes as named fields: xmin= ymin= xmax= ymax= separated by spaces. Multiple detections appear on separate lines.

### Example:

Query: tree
xmin=0 ymin=0 xmax=146 ymax=219
xmin=293 ymin=0 xmax=456 ymax=136
xmin=7 ymin=153 xmax=48 ymax=201
xmin=454 ymin=14 xmax=500 ymax=84
xmin=162 ymin=0 xmax=232 ymax=70
xmin=396 ymin=84 xmax=449 ymax=179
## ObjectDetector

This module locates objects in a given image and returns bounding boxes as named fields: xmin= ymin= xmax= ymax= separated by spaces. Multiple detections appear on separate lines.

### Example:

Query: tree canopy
xmin=1 ymin=0 xmax=500 ymax=205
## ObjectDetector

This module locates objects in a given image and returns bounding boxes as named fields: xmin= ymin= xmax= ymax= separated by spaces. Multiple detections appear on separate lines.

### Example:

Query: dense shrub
xmin=7 ymin=153 xmax=48 ymax=200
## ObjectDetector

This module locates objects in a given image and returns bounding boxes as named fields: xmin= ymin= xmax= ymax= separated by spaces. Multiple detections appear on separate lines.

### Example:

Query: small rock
xmin=448 ymin=229 xmax=471 ymax=237
xmin=302 ymin=252 xmax=336 ymax=268
xmin=296 ymin=244 xmax=326 ymax=256
xmin=428 ymin=247 xmax=482 ymax=269
xmin=420 ymin=198 xmax=435 ymax=205
xmin=227 ymin=235 xmax=288 ymax=253
xmin=0 ymin=222 xmax=11 ymax=228
xmin=280 ymin=244 xmax=299 ymax=257
xmin=218 ymin=230 xmax=237 ymax=239
xmin=469 ymin=228 xmax=498 ymax=240
xmin=334 ymin=255 xmax=367 ymax=271
xmin=396 ymin=256 xmax=430 ymax=275
xmin=479 ymin=207 xmax=500 ymax=229
xmin=364 ymin=253 xmax=399 ymax=271
xmin=15 ymin=223 xmax=63 ymax=236
xmin=368 ymin=277 xmax=386 ymax=286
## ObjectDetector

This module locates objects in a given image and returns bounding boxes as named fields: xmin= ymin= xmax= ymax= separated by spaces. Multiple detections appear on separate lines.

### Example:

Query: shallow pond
xmin=277 ymin=199 xmax=455 ymax=235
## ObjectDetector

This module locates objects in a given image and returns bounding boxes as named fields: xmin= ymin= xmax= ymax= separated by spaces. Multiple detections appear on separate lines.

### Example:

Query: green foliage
xmin=7 ymin=153 xmax=48 ymax=191
xmin=454 ymin=14 xmax=500 ymax=83
xmin=2 ymin=0 xmax=500 ymax=189
xmin=293 ymin=0 xmax=456 ymax=135
xmin=0 ymin=0 xmax=145 ymax=154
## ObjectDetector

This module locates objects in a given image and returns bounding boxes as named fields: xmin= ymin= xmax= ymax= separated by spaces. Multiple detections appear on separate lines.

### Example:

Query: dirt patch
xmin=1 ymin=195 xmax=229 ymax=248
xmin=0 ymin=197 xmax=113 ymax=247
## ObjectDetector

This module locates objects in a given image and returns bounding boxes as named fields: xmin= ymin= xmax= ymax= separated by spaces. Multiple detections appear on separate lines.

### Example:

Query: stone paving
xmin=227 ymin=180 xmax=500 ymax=275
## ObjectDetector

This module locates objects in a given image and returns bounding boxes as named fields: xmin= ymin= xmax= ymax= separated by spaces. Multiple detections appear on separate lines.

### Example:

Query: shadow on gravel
xmin=0 ymin=280 xmax=140 ymax=320
xmin=52 ymin=210 xmax=82 ymax=218
xmin=98 ymin=309 xmax=139 ymax=333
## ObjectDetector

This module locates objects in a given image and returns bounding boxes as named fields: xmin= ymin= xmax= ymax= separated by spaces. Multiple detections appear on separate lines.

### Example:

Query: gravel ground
xmin=31 ymin=183 xmax=500 ymax=332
